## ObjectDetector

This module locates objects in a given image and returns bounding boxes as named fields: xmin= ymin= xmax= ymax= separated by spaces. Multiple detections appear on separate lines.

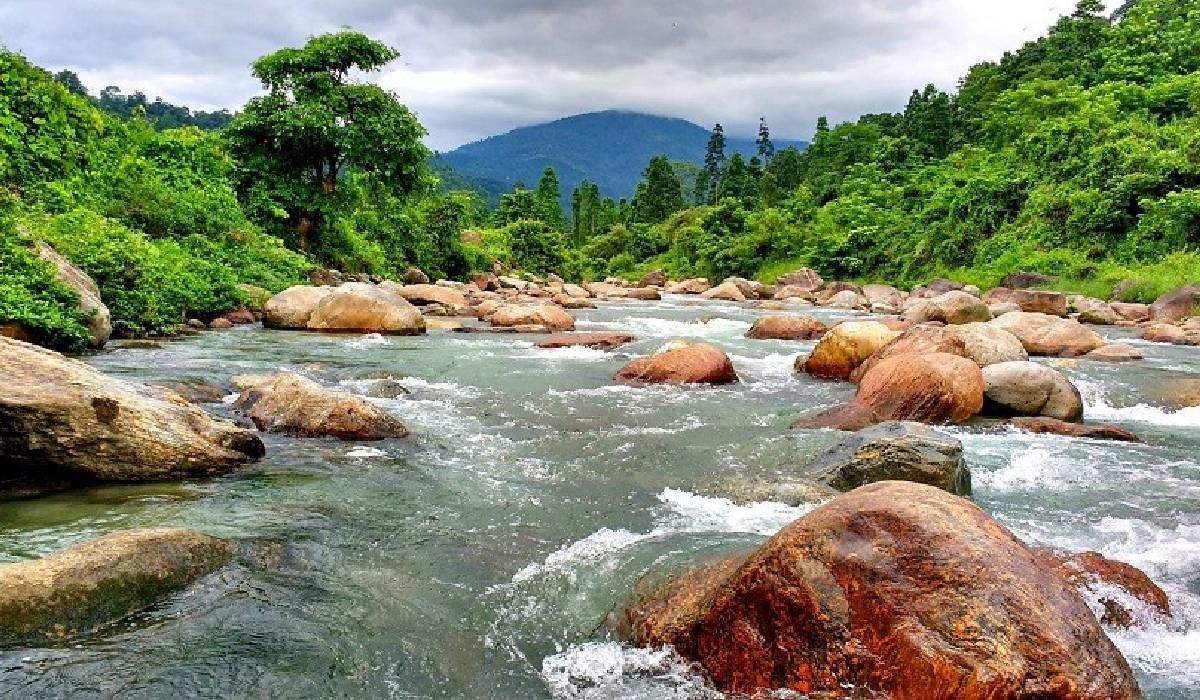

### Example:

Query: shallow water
xmin=2 ymin=296 xmax=1198 ymax=699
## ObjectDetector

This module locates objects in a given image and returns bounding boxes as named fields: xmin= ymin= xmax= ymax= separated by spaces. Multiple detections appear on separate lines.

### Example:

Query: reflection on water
xmin=1 ymin=296 xmax=1198 ymax=699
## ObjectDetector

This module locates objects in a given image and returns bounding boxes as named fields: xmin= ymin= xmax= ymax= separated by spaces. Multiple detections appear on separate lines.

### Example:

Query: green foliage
xmin=504 ymin=220 xmax=566 ymax=273
xmin=0 ymin=228 xmax=91 ymax=350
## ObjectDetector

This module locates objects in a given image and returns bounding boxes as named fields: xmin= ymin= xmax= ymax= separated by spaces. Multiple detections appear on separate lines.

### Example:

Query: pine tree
xmin=701 ymin=123 xmax=726 ymax=204
xmin=756 ymin=117 xmax=775 ymax=161
xmin=816 ymin=116 xmax=830 ymax=134
xmin=534 ymin=167 xmax=564 ymax=229
xmin=631 ymin=155 xmax=685 ymax=224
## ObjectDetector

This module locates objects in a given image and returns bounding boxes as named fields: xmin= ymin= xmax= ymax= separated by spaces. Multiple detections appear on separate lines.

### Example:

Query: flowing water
xmin=1 ymin=296 xmax=1198 ymax=699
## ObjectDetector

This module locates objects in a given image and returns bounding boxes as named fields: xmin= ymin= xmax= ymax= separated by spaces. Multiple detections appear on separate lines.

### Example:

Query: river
xmin=1 ymin=295 xmax=1198 ymax=699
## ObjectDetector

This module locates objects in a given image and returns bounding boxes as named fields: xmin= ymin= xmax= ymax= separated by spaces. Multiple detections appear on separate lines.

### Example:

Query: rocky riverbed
xmin=1 ymin=279 xmax=1198 ymax=699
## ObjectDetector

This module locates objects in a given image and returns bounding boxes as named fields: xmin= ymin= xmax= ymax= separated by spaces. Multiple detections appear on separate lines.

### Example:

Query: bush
xmin=0 ymin=230 xmax=91 ymax=350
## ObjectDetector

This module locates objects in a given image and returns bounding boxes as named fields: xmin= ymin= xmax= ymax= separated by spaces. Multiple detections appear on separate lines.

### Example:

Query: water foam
xmin=1077 ymin=379 xmax=1200 ymax=428
xmin=541 ymin=642 xmax=719 ymax=700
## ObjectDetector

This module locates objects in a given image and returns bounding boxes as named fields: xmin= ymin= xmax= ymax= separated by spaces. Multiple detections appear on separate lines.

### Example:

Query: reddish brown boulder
xmin=855 ymin=353 xmax=984 ymax=424
xmin=614 ymin=342 xmax=738 ymax=385
xmin=1008 ymin=417 xmax=1142 ymax=442
xmin=623 ymin=481 xmax=1139 ymax=699
xmin=1150 ymin=283 xmax=1200 ymax=323
xmin=535 ymin=332 xmax=634 ymax=349
xmin=1014 ymin=290 xmax=1069 ymax=316
xmin=775 ymin=268 xmax=824 ymax=291
xmin=790 ymin=402 xmax=881 ymax=431
xmin=848 ymin=323 xmax=1026 ymax=382
xmin=745 ymin=315 xmax=826 ymax=340
xmin=1035 ymin=548 xmax=1170 ymax=628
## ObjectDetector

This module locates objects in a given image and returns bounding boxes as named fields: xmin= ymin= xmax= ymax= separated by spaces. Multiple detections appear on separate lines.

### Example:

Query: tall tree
xmin=631 ymin=155 xmax=685 ymax=224
xmin=756 ymin=117 xmax=775 ymax=161
xmin=226 ymin=30 xmax=429 ymax=254
xmin=816 ymin=116 xmax=830 ymax=134
xmin=534 ymin=166 xmax=564 ymax=229
xmin=700 ymin=123 xmax=727 ymax=204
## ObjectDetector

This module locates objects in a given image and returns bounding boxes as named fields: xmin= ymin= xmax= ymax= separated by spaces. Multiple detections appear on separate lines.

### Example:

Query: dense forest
xmin=2 ymin=0 xmax=1199 ymax=351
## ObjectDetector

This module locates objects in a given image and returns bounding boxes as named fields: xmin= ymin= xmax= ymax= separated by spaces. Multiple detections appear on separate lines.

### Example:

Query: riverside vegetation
xmin=1 ymin=2 xmax=1200 ymax=699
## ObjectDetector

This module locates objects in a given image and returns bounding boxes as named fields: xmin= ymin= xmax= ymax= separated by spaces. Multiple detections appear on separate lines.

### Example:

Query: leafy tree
xmin=497 ymin=185 xmax=539 ymax=226
xmin=226 ymin=30 xmax=429 ymax=258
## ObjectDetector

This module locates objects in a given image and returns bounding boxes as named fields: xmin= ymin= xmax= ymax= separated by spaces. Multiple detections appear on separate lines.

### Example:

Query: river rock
xmin=384 ymin=282 xmax=466 ymax=308
xmin=665 ymin=278 xmax=710 ymax=295
xmin=1000 ymin=271 xmax=1057 ymax=289
xmin=1035 ymin=548 xmax=1170 ymax=628
xmin=535 ymin=332 xmax=634 ymax=349
xmin=1073 ymin=297 xmax=1120 ymax=325
xmin=561 ymin=283 xmax=590 ymax=298
xmin=0 ymin=528 xmax=232 ymax=646
xmin=304 ymin=283 xmax=425 ymax=334
xmin=1014 ymin=290 xmax=1068 ymax=316
xmin=775 ymin=268 xmax=824 ymax=291
xmin=902 ymin=290 xmax=991 ymax=325
xmin=849 ymin=324 xmax=1026 ymax=382
xmin=799 ymin=320 xmax=901 ymax=379
xmin=0 ymin=337 xmax=263 ymax=489
xmin=1150 ymin=284 xmax=1200 ymax=323
xmin=1086 ymin=343 xmax=1143 ymax=361
xmin=805 ymin=421 xmax=970 ymax=495
xmin=153 ymin=380 xmax=228 ymax=404
xmin=911 ymin=278 xmax=965 ymax=298
xmin=638 ymin=269 xmax=667 ymax=287
xmin=1008 ymin=417 xmax=1142 ymax=442
xmin=489 ymin=304 xmax=575 ymax=331
xmin=700 ymin=280 xmax=746 ymax=302
xmin=822 ymin=289 xmax=863 ymax=309
xmin=855 ymin=352 xmax=984 ymax=424
xmin=262 ymin=285 xmax=335 ymax=329
xmin=745 ymin=315 xmax=826 ymax=340
xmin=772 ymin=285 xmax=816 ymax=301
xmin=403 ymin=266 xmax=429 ymax=285
xmin=982 ymin=361 xmax=1083 ymax=421
xmin=861 ymin=283 xmax=903 ymax=309
xmin=622 ymin=481 xmax=1139 ymax=699
xmin=1110 ymin=302 xmax=1151 ymax=322
xmin=990 ymin=312 xmax=1106 ymax=356
xmin=469 ymin=272 xmax=500 ymax=291
xmin=614 ymin=342 xmax=738 ymax=385
xmin=233 ymin=372 xmax=408 ymax=440
xmin=1142 ymin=323 xmax=1199 ymax=346
xmin=33 ymin=241 xmax=111 ymax=348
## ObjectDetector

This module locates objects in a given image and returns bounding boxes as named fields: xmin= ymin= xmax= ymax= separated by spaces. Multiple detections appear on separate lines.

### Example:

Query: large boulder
xmin=305 ymin=283 xmax=425 ymax=334
xmin=999 ymin=271 xmax=1057 ymax=289
xmin=1072 ymin=296 xmax=1120 ymax=325
xmin=910 ymin=278 xmax=965 ymax=298
xmin=0 ymin=337 xmax=263 ymax=490
xmin=383 ymin=282 xmax=467 ymax=308
xmin=403 ymin=266 xmax=430 ymax=285
xmin=849 ymin=324 xmax=1026 ymax=382
xmin=1086 ymin=343 xmax=1143 ymax=361
xmin=805 ymin=421 xmax=970 ymax=495
xmin=638 ymin=269 xmax=667 ymax=287
xmin=822 ymin=289 xmax=864 ymax=309
xmin=982 ymin=361 xmax=1083 ymax=421
xmin=700 ymin=280 xmax=746 ymax=302
xmin=233 ymin=372 xmax=408 ymax=440
xmin=623 ymin=481 xmax=1139 ymax=699
xmin=989 ymin=312 xmax=1106 ymax=356
xmin=1149 ymin=283 xmax=1200 ymax=323
xmin=489 ymin=304 xmax=575 ymax=331
xmin=33 ymin=241 xmax=111 ymax=348
xmin=1010 ymin=290 xmax=1069 ymax=316
xmin=1142 ymin=323 xmax=1199 ymax=346
xmin=1110 ymin=302 xmax=1151 ymax=323
xmin=262 ymin=285 xmax=335 ymax=329
xmin=775 ymin=268 xmax=824 ymax=291
xmin=745 ymin=315 xmax=826 ymax=340
xmin=1034 ymin=549 xmax=1170 ymax=628
xmin=0 ymin=528 xmax=232 ymax=646
xmin=861 ymin=283 xmax=904 ymax=309
xmin=799 ymin=321 xmax=901 ymax=380
xmin=902 ymin=290 xmax=991 ymax=325
xmin=855 ymin=353 xmax=984 ymax=424
xmin=614 ymin=342 xmax=738 ymax=385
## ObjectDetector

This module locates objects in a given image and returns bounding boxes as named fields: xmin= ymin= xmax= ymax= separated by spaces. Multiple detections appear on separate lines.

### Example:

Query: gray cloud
xmin=0 ymin=0 xmax=1083 ymax=150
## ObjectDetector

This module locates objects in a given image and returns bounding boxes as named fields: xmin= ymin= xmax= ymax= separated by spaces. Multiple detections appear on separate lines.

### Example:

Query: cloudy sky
xmin=0 ymin=0 xmax=1085 ymax=151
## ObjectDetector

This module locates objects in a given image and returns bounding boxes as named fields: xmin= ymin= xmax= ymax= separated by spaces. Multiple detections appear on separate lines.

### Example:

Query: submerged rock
xmin=1035 ymin=548 xmax=1171 ymax=628
xmin=0 ymin=337 xmax=263 ymax=490
xmin=1008 ymin=417 xmax=1142 ymax=442
xmin=805 ymin=421 xmax=970 ymax=495
xmin=1086 ymin=343 xmax=1144 ymax=361
xmin=614 ymin=342 xmax=738 ymax=385
xmin=233 ymin=372 xmax=408 ymax=440
xmin=0 ymin=528 xmax=232 ymax=647
xmin=982 ymin=361 xmax=1083 ymax=421
xmin=799 ymin=320 xmax=901 ymax=380
xmin=535 ymin=332 xmax=634 ymax=349
xmin=622 ymin=481 xmax=1139 ymax=699
xmin=745 ymin=315 xmax=826 ymax=340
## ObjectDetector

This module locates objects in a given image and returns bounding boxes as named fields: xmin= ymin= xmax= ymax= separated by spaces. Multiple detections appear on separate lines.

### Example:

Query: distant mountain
xmin=436 ymin=110 xmax=806 ymax=207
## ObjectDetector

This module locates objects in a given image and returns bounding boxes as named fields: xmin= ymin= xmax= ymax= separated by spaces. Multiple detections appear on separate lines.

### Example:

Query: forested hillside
xmin=440 ymin=110 xmax=805 ymax=207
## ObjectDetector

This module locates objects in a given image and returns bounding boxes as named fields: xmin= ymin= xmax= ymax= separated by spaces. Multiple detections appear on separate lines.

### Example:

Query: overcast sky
xmin=0 ymin=1 xmax=1085 ymax=151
